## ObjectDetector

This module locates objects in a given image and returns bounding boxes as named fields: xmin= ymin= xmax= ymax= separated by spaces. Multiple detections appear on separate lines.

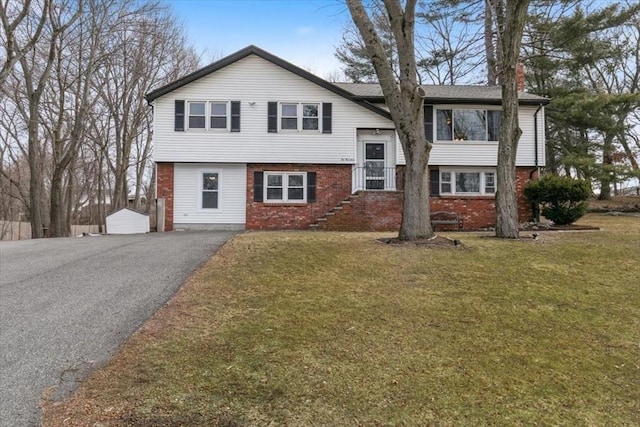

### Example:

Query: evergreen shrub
xmin=524 ymin=174 xmax=591 ymax=225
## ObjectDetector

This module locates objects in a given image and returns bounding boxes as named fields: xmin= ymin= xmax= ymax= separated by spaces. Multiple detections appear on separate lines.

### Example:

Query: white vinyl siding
xmin=152 ymin=55 xmax=545 ymax=168
xmin=153 ymin=55 xmax=393 ymax=164
xmin=173 ymin=163 xmax=246 ymax=225
xmin=423 ymin=104 xmax=545 ymax=167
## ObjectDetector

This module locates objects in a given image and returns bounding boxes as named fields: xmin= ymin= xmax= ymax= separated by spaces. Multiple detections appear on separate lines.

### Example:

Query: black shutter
xmin=268 ymin=102 xmax=278 ymax=133
xmin=424 ymin=105 xmax=433 ymax=142
xmin=307 ymin=172 xmax=317 ymax=202
xmin=430 ymin=169 xmax=439 ymax=196
xmin=322 ymin=103 xmax=332 ymax=134
xmin=230 ymin=101 xmax=241 ymax=132
xmin=175 ymin=100 xmax=185 ymax=131
xmin=254 ymin=171 xmax=264 ymax=202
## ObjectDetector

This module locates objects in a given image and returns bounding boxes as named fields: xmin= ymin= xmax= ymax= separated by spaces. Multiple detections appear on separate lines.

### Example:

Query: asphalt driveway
xmin=0 ymin=231 xmax=237 ymax=427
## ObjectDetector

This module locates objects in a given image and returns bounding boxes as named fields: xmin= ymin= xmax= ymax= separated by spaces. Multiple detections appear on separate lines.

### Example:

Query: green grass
xmin=44 ymin=214 xmax=640 ymax=426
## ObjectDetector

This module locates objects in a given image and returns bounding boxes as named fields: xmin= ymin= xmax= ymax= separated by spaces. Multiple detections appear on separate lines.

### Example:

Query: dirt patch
xmin=377 ymin=235 xmax=463 ymax=248
xmin=587 ymin=196 xmax=640 ymax=213
xmin=522 ymin=223 xmax=601 ymax=231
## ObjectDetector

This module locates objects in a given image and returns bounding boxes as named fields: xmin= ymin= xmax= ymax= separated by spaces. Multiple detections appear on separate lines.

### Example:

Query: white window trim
xmin=278 ymin=102 xmax=321 ymax=133
xmin=209 ymin=101 xmax=230 ymax=131
xmin=187 ymin=101 xmax=207 ymax=131
xmin=199 ymin=169 xmax=222 ymax=210
xmin=439 ymin=168 xmax=496 ymax=196
xmin=264 ymin=171 xmax=308 ymax=203
xmin=435 ymin=108 xmax=502 ymax=143
xmin=186 ymin=101 xmax=230 ymax=132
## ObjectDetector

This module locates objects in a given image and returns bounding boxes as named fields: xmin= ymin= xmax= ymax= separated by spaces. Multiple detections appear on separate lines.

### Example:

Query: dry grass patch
xmin=44 ymin=214 xmax=640 ymax=426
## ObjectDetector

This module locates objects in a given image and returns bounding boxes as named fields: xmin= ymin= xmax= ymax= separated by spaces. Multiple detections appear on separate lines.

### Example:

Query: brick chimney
xmin=517 ymin=62 xmax=525 ymax=92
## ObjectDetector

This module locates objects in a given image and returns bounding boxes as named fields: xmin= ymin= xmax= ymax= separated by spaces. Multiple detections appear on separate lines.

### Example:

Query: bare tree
xmin=0 ymin=0 xmax=51 ymax=85
xmin=11 ymin=1 xmax=81 ymax=237
xmin=96 ymin=3 xmax=199 ymax=213
xmin=416 ymin=0 xmax=486 ymax=85
xmin=492 ymin=0 xmax=531 ymax=238
xmin=347 ymin=0 xmax=434 ymax=240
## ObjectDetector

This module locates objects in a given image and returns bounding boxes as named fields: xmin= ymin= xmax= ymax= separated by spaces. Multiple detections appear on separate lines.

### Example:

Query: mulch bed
xmin=377 ymin=235 xmax=463 ymax=248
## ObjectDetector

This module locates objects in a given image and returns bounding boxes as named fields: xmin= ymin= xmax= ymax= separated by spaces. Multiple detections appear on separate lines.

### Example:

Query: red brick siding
xmin=430 ymin=167 xmax=535 ymax=230
xmin=320 ymin=191 xmax=403 ymax=231
xmin=156 ymin=163 xmax=174 ymax=232
xmin=158 ymin=162 xmax=537 ymax=232
xmin=320 ymin=167 xmax=537 ymax=231
xmin=246 ymin=164 xmax=352 ymax=230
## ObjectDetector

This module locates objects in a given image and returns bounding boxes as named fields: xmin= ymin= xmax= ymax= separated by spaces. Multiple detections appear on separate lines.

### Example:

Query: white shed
xmin=106 ymin=208 xmax=150 ymax=234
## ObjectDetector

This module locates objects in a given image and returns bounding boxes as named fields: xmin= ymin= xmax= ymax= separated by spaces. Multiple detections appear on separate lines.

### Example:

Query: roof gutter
xmin=533 ymin=104 xmax=544 ymax=169
xmin=530 ymin=103 xmax=544 ymax=223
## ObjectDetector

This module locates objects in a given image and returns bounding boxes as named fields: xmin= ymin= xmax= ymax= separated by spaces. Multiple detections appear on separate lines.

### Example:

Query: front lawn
xmin=44 ymin=214 xmax=640 ymax=426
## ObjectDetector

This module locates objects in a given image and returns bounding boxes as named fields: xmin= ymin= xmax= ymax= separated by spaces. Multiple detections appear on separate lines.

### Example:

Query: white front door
xmin=355 ymin=132 xmax=396 ymax=191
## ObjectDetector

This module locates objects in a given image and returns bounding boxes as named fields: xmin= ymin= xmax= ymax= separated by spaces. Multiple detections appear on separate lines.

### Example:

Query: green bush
xmin=524 ymin=174 xmax=591 ymax=225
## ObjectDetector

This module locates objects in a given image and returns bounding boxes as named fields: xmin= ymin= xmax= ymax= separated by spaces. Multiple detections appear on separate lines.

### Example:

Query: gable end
xmin=145 ymin=45 xmax=391 ymax=121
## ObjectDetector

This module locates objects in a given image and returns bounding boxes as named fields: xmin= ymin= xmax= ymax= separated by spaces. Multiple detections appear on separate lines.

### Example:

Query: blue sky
xmin=166 ymin=0 xmax=350 ymax=77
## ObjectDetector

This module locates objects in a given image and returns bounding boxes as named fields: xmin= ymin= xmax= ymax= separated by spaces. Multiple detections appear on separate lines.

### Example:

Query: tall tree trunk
xmin=494 ymin=0 xmax=530 ymax=238
xmin=347 ymin=0 xmax=434 ymax=241
xmin=146 ymin=162 xmax=156 ymax=215
xmin=27 ymin=114 xmax=45 ymax=238
xmin=484 ymin=0 xmax=498 ymax=86
xmin=400 ymin=130 xmax=431 ymax=240
xmin=49 ymin=168 xmax=67 ymax=237
xmin=598 ymin=134 xmax=613 ymax=200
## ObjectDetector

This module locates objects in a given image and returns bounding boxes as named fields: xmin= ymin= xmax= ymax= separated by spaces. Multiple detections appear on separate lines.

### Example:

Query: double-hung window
xmin=440 ymin=170 xmax=496 ymax=195
xmin=436 ymin=109 xmax=501 ymax=141
xmin=188 ymin=102 xmax=206 ymax=129
xmin=281 ymin=103 xmax=298 ymax=130
xmin=187 ymin=101 xmax=229 ymax=130
xmin=302 ymin=104 xmax=319 ymax=130
xmin=202 ymin=172 xmax=219 ymax=209
xmin=265 ymin=172 xmax=306 ymax=203
xmin=280 ymin=103 xmax=320 ymax=132
xmin=209 ymin=102 xmax=228 ymax=129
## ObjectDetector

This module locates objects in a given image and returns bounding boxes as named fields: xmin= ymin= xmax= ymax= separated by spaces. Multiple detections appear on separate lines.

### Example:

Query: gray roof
xmin=146 ymin=45 xmax=548 ymax=113
xmin=334 ymin=83 xmax=549 ymax=105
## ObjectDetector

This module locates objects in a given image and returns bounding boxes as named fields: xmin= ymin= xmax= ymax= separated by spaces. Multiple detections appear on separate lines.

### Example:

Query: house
xmin=106 ymin=208 xmax=150 ymax=234
xmin=145 ymin=45 xmax=549 ymax=232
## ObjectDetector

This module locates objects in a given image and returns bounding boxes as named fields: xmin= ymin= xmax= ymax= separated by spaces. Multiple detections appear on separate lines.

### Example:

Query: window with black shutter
xmin=175 ymin=100 xmax=185 ymax=131
xmin=322 ymin=103 xmax=332 ymax=134
xmin=307 ymin=172 xmax=317 ymax=202
xmin=430 ymin=169 xmax=439 ymax=196
xmin=254 ymin=171 xmax=264 ymax=202
xmin=230 ymin=101 xmax=241 ymax=132
xmin=267 ymin=102 xmax=278 ymax=133
xmin=424 ymin=105 xmax=433 ymax=142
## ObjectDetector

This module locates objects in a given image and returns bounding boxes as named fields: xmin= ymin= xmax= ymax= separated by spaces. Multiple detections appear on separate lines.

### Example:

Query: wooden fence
xmin=0 ymin=221 xmax=100 ymax=241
